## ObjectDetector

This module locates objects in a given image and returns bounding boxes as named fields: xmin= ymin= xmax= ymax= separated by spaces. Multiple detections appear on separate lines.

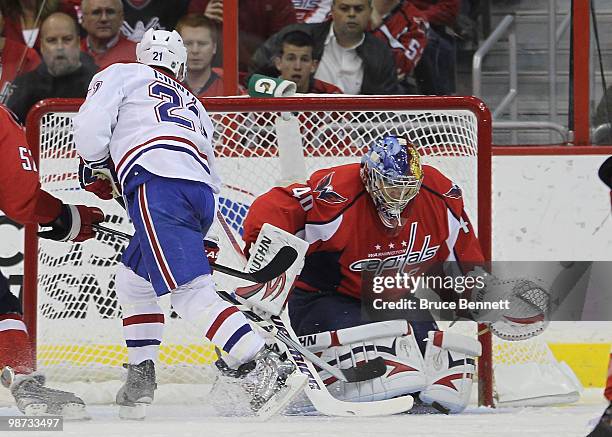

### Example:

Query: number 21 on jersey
xmin=149 ymin=81 xmax=199 ymax=132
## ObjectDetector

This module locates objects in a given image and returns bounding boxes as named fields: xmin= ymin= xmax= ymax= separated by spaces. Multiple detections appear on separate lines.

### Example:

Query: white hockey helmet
xmin=136 ymin=28 xmax=187 ymax=81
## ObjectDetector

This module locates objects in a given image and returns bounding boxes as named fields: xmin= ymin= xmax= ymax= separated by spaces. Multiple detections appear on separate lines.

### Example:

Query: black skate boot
xmin=215 ymin=346 xmax=306 ymax=418
xmin=588 ymin=401 xmax=612 ymax=437
xmin=116 ymin=360 xmax=157 ymax=420
xmin=1 ymin=366 xmax=89 ymax=420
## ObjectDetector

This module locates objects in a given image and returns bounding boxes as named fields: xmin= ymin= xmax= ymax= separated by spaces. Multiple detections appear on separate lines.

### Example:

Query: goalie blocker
xmin=298 ymin=321 xmax=481 ymax=414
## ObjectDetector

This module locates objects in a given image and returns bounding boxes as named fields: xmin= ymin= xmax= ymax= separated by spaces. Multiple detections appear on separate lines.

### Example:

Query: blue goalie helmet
xmin=360 ymin=135 xmax=423 ymax=228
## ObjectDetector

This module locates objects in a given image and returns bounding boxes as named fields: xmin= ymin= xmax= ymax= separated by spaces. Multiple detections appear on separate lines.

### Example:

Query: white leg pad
xmin=418 ymin=331 xmax=481 ymax=413
xmin=310 ymin=322 xmax=428 ymax=402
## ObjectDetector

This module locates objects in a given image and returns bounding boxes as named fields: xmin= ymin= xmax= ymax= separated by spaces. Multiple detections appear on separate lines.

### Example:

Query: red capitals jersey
xmin=242 ymin=163 xmax=484 ymax=300
xmin=0 ymin=105 xmax=61 ymax=224
xmin=371 ymin=3 xmax=429 ymax=76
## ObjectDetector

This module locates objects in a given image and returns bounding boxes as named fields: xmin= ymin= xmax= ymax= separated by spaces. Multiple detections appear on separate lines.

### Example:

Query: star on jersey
xmin=374 ymin=244 xmax=381 ymax=251
xmin=401 ymin=241 xmax=407 ymax=247
xmin=388 ymin=243 xmax=395 ymax=249
xmin=313 ymin=172 xmax=348 ymax=204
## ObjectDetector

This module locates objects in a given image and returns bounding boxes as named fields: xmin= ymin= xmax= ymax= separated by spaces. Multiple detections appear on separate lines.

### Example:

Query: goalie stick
xmin=215 ymin=214 xmax=414 ymax=416
xmin=91 ymin=223 xmax=298 ymax=284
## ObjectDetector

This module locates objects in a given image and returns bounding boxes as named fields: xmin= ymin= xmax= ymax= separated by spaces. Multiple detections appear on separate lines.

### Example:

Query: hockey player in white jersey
xmin=73 ymin=28 xmax=304 ymax=419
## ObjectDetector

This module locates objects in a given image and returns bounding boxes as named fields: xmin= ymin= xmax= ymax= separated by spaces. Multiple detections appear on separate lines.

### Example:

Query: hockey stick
xmin=217 ymin=289 xmax=387 ymax=384
xmin=92 ymin=223 xmax=298 ymax=284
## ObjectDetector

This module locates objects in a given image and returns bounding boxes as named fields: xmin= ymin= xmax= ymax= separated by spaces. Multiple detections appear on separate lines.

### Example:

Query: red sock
xmin=605 ymin=353 xmax=612 ymax=402
xmin=0 ymin=314 xmax=33 ymax=374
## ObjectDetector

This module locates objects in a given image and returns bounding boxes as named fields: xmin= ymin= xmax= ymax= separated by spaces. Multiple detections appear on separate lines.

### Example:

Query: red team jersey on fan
xmin=242 ymin=163 xmax=484 ymax=300
xmin=0 ymin=105 xmax=61 ymax=224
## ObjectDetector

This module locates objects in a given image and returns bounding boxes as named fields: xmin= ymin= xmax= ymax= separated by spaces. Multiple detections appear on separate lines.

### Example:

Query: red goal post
xmin=22 ymin=95 xmax=494 ymax=404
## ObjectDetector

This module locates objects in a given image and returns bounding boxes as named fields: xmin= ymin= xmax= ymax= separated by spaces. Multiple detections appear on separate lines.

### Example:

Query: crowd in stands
xmin=0 ymin=0 xmax=481 ymax=123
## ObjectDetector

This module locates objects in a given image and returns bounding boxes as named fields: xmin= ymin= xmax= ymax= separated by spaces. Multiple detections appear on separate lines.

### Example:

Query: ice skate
xmin=2 ymin=366 xmax=89 ymax=420
xmin=215 ymin=346 xmax=307 ymax=419
xmin=116 ymin=360 xmax=157 ymax=420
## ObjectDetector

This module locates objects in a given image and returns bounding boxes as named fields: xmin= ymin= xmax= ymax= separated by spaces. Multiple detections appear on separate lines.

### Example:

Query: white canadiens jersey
xmin=73 ymin=63 xmax=220 ymax=193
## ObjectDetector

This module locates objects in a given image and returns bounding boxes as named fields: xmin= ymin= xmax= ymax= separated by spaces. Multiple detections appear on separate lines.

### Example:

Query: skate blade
xmin=119 ymin=403 xmax=148 ymax=420
xmin=256 ymin=372 xmax=308 ymax=421
xmin=61 ymin=403 xmax=91 ymax=421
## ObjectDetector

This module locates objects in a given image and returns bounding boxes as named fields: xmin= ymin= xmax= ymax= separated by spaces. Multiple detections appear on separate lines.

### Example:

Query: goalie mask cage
xmin=21 ymin=95 xmax=545 ymax=408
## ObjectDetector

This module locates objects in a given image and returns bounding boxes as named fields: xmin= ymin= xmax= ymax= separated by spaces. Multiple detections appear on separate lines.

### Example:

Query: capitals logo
xmin=443 ymin=184 xmax=462 ymax=199
xmin=313 ymin=172 xmax=347 ymax=204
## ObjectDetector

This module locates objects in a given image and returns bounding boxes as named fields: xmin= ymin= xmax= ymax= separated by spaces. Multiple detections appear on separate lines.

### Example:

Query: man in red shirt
xmin=274 ymin=30 xmax=342 ymax=94
xmin=80 ymin=0 xmax=137 ymax=69
xmin=177 ymin=14 xmax=225 ymax=97
xmin=0 ymin=104 xmax=104 ymax=418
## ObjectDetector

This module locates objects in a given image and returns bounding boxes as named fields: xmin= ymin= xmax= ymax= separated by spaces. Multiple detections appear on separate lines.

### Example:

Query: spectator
xmin=251 ymin=0 xmax=398 ymax=95
xmin=274 ymin=30 xmax=341 ymax=94
xmin=370 ymin=0 xmax=428 ymax=94
xmin=80 ymin=0 xmax=136 ymax=68
xmin=176 ymin=14 xmax=229 ymax=97
xmin=0 ymin=0 xmax=60 ymax=49
xmin=120 ymin=0 xmax=190 ymax=42
xmin=188 ymin=0 xmax=297 ymax=76
xmin=408 ymin=0 xmax=459 ymax=94
xmin=0 ymin=7 xmax=41 ymax=103
xmin=6 ymin=12 xmax=97 ymax=122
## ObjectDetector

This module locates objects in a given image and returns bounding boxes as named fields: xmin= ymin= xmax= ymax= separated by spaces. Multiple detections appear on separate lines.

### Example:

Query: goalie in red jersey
xmin=0 ymin=104 xmax=104 ymax=419
xmin=242 ymin=135 xmax=485 ymax=413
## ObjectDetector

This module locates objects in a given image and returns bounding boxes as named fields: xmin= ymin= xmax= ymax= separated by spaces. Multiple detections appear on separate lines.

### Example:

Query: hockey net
xmin=22 ymin=96 xmax=572 ymax=406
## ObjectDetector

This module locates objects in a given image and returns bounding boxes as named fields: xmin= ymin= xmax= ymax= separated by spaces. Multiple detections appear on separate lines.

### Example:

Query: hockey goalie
xmin=240 ymin=135 xmax=489 ymax=413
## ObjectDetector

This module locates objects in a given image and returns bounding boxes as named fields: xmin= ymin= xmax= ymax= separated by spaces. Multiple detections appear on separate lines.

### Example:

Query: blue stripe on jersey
xmin=119 ymin=143 xmax=210 ymax=182
xmin=126 ymin=339 xmax=162 ymax=348
xmin=223 ymin=324 xmax=253 ymax=352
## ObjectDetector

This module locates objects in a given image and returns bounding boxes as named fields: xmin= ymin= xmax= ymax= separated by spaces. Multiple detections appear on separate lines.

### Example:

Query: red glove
xmin=204 ymin=237 xmax=220 ymax=266
xmin=38 ymin=204 xmax=105 ymax=242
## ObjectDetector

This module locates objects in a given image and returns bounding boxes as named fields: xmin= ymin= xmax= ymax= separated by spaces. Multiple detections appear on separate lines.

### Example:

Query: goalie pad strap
xmin=431 ymin=331 xmax=482 ymax=357
xmin=299 ymin=320 xmax=411 ymax=353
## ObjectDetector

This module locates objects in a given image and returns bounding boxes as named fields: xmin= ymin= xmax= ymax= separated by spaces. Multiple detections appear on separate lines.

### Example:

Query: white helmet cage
xmin=136 ymin=29 xmax=187 ymax=81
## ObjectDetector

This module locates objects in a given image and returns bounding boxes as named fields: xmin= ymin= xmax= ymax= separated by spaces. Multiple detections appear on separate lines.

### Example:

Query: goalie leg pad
xmin=170 ymin=274 xmax=265 ymax=368
xmin=116 ymin=264 xmax=164 ymax=365
xmin=302 ymin=321 xmax=428 ymax=402
xmin=418 ymin=331 xmax=482 ymax=413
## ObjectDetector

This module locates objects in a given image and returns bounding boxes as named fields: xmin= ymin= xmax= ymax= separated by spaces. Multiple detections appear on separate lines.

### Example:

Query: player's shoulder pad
xmin=420 ymin=165 xmax=466 ymax=210
xmin=307 ymin=162 xmax=363 ymax=208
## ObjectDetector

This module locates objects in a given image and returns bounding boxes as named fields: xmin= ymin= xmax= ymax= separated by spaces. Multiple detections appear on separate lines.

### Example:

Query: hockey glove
xmin=467 ymin=268 xmax=549 ymax=341
xmin=79 ymin=158 xmax=121 ymax=200
xmin=38 ymin=204 xmax=105 ymax=242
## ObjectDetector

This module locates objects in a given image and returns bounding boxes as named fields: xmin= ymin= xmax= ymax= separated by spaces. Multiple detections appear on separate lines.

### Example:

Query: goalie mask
xmin=136 ymin=29 xmax=187 ymax=81
xmin=360 ymin=135 xmax=423 ymax=229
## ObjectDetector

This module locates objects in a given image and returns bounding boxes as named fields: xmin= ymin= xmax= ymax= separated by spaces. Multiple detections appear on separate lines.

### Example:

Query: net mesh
xmin=32 ymin=101 xmax=541 ymax=395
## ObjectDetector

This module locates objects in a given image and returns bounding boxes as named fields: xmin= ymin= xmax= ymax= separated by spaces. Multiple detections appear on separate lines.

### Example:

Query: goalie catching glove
xmin=464 ymin=267 xmax=549 ymax=341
